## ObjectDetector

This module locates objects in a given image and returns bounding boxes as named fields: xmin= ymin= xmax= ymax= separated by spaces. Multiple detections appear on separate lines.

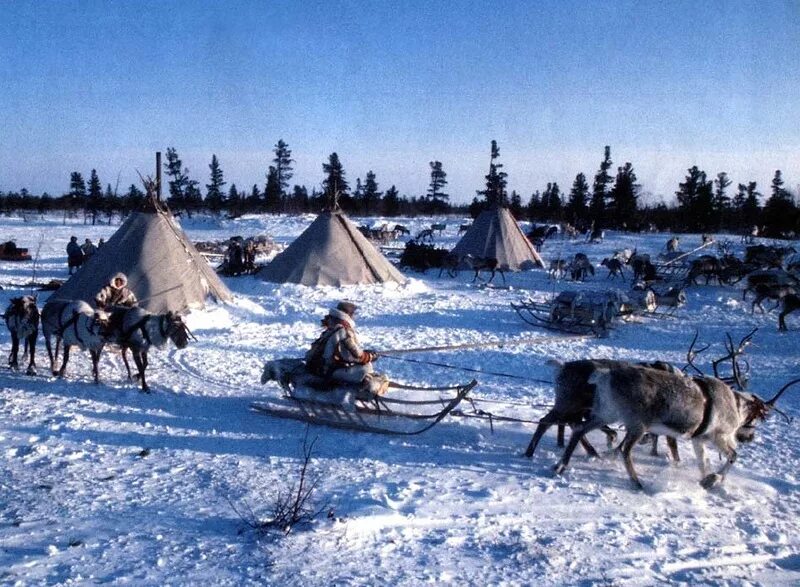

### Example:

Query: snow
xmin=1 ymin=213 xmax=799 ymax=586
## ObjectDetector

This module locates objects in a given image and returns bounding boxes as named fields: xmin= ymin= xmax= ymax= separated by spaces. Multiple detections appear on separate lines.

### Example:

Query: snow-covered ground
xmin=0 ymin=213 xmax=798 ymax=586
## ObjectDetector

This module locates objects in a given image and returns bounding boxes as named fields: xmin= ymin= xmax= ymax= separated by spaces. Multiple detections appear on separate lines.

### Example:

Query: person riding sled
xmin=305 ymin=300 xmax=389 ymax=396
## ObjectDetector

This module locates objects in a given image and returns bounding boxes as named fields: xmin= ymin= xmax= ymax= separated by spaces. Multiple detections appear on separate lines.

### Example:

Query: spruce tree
xmin=590 ymin=146 xmax=613 ymax=224
xmin=480 ymin=140 xmax=508 ymax=208
xmin=87 ymin=169 xmax=103 ymax=225
xmin=427 ymin=161 xmax=449 ymax=213
xmin=164 ymin=147 xmax=192 ymax=216
xmin=609 ymin=163 xmax=640 ymax=229
xmin=206 ymin=154 xmax=226 ymax=214
xmin=322 ymin=152 xmax=349 ymax=210
xmin=567 ymin=172 xmax=589 ymax=226
xmin=762 ymin=170 xmax=796 ymax=237
xmin=264 ymin=166 xmax=282 ymax=213
xmin=273 ymin=139 xmax=294 ymax=196
xmin=509 ymin=190 xmax=523 ymax=219
xmin=712 ymin=172 xmax=732 ymax=229
xmin=383 ymin=185 xmax=401 ymax=216
xmin=362 ymin=171 xmax=382 ymax=215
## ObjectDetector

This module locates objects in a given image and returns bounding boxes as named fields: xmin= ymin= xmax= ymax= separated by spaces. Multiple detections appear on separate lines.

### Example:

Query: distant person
xmin=66 ymin=236 xmax=84 ymax=275
xmin=81 ymin=238 xmax=97 ymax=259
xmin=95 ymin=272 xmax=138 ymax=310
xmin=98 ymin=238 xmax=105 ymax=248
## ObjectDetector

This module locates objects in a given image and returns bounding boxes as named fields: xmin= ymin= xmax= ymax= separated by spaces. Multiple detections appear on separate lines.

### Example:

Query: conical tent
xmin=260 ymin=210 xmax=407 ymax=286
xmin=50 ymin=206 xmax=233 ymax=313
xmin=451 ymin=206 xmax=545 ymax=270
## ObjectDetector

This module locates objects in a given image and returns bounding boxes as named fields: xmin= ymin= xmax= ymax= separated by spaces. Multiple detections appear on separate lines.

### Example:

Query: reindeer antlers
xmin=683 ymin=331 xmax=710 ymax=375
xmin=683 ymin=328 xmax=757 ymax=390
xmin=712 ymin=327 xmax=757 ymax=390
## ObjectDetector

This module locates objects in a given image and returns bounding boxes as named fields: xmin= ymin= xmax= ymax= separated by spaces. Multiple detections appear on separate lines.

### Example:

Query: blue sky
xmin=1 ymin=0 xmax=798 ymax=204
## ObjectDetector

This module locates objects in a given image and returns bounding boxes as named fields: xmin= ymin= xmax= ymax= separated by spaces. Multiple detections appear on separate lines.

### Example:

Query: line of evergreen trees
xmin=1 ymin=141 xmax=797 ymax=238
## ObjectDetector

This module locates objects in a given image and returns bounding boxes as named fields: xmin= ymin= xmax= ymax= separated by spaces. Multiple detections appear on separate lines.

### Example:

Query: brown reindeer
xmin=4 ymin=295 xmax=40 ymax=375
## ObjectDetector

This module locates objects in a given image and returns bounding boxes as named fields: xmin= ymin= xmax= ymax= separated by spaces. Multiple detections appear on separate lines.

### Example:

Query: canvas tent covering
xmin=260 ymin=210 xmax=407 ymax=286
xmin=451 ymin=206 xmax=545 ymax=270
xmin=51 ymin=207 xmax=232 ymax=314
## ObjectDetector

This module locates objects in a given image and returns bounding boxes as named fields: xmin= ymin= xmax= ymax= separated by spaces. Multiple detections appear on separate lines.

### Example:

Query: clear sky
xmin=1 ymin=0 xmax=799 ymax=204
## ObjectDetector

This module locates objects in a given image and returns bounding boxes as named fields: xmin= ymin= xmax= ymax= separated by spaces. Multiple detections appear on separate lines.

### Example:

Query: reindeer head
xmin=164 ymin=311 xmax=193 ymax=349
xmin=735 ymin=378 xmax=800 ymax=442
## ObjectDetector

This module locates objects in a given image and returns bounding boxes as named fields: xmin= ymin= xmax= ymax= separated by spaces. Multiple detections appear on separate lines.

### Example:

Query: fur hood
xmin=109 ymin=272 xmax=128 ymax=288
xmin=329 ymin=308 xmax=355 ymax=329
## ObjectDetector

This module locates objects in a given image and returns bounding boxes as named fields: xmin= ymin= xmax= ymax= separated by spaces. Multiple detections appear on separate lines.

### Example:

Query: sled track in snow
xmin=167 ymin=346 xmax=264 ymax=394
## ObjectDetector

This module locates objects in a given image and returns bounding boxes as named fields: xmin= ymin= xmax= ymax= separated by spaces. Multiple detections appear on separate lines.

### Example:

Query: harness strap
xmin=691 ymin=377 xmax=714 ymax=438
xmin=122 ymin=315 xmax=152 ymax=345
xmin=55 ymin=310 xmax=79 ymax=338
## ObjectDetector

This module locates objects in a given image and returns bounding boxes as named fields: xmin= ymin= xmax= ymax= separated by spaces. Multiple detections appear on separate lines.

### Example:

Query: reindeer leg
xmin=554 ymin=416 xmax=605 ymax=475
xmin=120 ymin=347 xmax=133 ymax=380
xmin=90 ymin=349 xmax=100 ymax=384
xmin=620 ymin=427 xmax=646 ymax=490
xmin=701 ymin=437 xmax=737 ymax=489
xmin=666 ymin=437 xmax=680 ymax=462
xmin=524 ymin=410 xmax=559 ymax=458
xmin=649 ymin=434 xmax=659 ymax=457
xmin=26 ymin=334 xmax=37 ymax=376
xmin=691 ymin=438 xmax=708 ymax=478
xmin=557 ymin=424 xmax=565 ymax=447
xmin=9 ymin=333 xmax=19 ymax=370
xmin=58 ymin=345 xmax=70 ymax=377
xmin=132 ymin=351 xmax=149 ymax=393
xmin=499 ymin=269 xmax=506 ymax=284
xmin=579 ymin=436 xmax=601 ymax=458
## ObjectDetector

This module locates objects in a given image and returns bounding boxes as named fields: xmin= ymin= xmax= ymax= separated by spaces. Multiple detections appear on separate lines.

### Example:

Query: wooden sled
xmin=255 ymin=361 xmax=476 ymax=434
xmin=0 ymin=242 xmax=31 ymax=261
xmin=512 ymin=290 xmax=624 ymax=335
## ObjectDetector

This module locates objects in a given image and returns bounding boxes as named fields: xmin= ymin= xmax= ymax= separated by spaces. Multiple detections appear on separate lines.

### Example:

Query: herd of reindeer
xmin=2 ymin=226 xmax=800 ymax=491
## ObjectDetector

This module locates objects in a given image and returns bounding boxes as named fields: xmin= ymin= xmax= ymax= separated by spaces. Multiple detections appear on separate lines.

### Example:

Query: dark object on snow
xmin=0 ymin=240 xmax=31 ymax=261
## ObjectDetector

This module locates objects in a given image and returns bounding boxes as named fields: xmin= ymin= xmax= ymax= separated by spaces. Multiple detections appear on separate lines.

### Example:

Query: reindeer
xmin=600 ymin=258 xmax=625 ymax=281
xmin=458 ymin=223 xmax=472 ymax=235
xmin=393 ymin=224 xmax=410 ymax=236
xmin=554 ymin=363 xmax=799 ymax=490
xmin=462 ymin=255 xmax=505 ymax=284
xmin=107 ymin=306 xmax=193 ymax=392
xmin=41 ymin=300 xmax=110 ymax=383
xmin=570 ymin=253 xmax=595 ymax=281
xmin=415 ymin=229 xmax=434 ymax=243
xmin=430 ymin=223 xmax=447 ymax=236
xmin=743 ymin=270 xmax=799 ymax=302
xmin=628 ymin=252 xmax=658 ymax=283
xmin=750 ymin=283 xmax=797 ymax=314
xmin=3 ymin=295 xmax=40 ymax=375
xmin=779 ymin=294 xmax=800 ymax=331
xmin=666 ymin=236 xmax=680 ymax=253
xmin=686 ymin=255 xmax=722 ymax=285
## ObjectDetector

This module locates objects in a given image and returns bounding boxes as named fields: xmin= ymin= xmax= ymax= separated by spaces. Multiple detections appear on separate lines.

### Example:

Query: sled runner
xmin=256 ymin=358 xmax=476 ymax=434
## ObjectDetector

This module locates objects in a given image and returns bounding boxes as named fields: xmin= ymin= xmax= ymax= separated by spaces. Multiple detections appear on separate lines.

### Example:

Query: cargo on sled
xmin=254 ymin=358 xmax=477 ymax=435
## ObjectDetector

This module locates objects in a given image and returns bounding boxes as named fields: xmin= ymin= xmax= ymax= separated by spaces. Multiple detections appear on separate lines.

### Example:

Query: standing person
xmin=98 ymin=238 xmax=105 ymax=248
xmin=82 ymin=238 xmax=97 ymax=259
xmin=305 ymin=301 xmax=388 ymax=394
xmin=66 ymin=236 xmax=84 ymax=275
xmin=95 ymin=272 xmax=138 ymax=309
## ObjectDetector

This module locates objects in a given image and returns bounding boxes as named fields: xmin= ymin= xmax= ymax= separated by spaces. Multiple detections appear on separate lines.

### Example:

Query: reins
xmin=379 ymin=354 xmax=553 ymax=384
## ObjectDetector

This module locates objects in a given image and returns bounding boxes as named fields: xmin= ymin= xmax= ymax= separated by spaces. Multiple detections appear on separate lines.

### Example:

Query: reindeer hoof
xmin=26 ymin=367 xmax=36 ymax=376
xmin=700 ymin=473 xmax=723 ymax=489
xmin=554 ymin=463 xmax=566 ymax=476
